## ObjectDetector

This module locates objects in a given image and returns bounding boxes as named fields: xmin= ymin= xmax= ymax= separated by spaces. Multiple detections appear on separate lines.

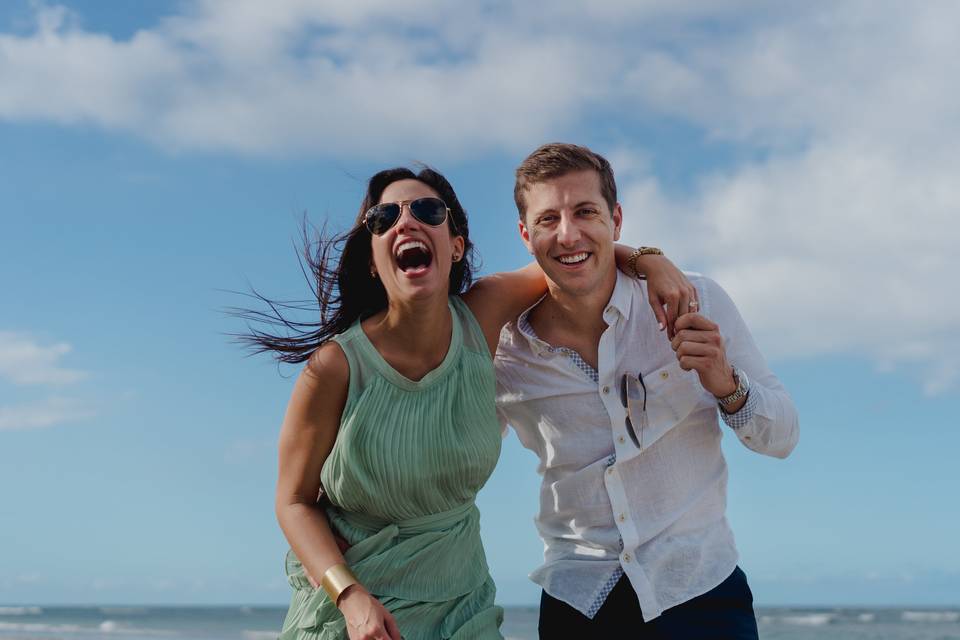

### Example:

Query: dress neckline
xmin=354 ymin=298 xmax=462 ymax=390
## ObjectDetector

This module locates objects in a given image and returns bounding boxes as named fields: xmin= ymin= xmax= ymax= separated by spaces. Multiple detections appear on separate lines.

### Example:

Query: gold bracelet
xmin=626 ymin=246 xmax=664 ymax=279
xmin=320 ymin=563 xmax=359 ymax=605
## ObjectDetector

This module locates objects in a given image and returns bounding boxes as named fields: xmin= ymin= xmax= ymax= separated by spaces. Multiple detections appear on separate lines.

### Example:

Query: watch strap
xmin=717 ymin=366 xmax=749 ymax=407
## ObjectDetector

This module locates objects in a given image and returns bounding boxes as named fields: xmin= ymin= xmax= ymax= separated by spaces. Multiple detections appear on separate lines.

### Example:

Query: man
xmin=495 ymin=143 xmax=799 ymax=638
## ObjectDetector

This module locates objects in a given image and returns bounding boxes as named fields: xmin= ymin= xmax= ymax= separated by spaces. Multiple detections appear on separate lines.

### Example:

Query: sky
xmin=1 ymin=0 xmax=959 ymax=607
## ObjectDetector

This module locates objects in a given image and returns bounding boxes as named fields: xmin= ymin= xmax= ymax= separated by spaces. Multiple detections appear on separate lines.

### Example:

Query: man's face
xmin=519 ymin=170 xmax=622 ymax=298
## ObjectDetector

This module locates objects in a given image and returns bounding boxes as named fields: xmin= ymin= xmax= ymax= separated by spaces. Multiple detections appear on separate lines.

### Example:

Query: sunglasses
xmin=620 ymin=372 xmax=647 ymax=450
xmin=363 ymin=197 xmax=455 ymax=235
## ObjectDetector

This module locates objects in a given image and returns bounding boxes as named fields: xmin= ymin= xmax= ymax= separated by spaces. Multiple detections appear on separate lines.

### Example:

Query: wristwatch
xmin=626 ymin=246 xmax=664 ymax=279
xmin=717 ymin=366 xmax=749 ymax=408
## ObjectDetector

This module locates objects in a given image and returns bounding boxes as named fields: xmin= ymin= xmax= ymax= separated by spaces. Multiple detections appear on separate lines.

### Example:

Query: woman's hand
xmin=338 ymin=585 xmax=402 ymax=640
xmin=635 ymin=254 xmax=698 ymax=340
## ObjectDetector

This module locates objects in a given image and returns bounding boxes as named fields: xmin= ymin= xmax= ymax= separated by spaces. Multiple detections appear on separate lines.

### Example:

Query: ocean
xmin=1 ymin=605 xmax=959 ymax=639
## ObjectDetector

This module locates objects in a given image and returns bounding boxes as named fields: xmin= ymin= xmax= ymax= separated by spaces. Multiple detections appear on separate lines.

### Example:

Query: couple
xmin=257 ymin=143 xmax=799 ymax=639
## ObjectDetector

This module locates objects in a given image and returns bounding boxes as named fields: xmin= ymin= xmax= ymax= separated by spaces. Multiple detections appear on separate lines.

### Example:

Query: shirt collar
xmin=515 ymin=270 xmax=636 ymax=356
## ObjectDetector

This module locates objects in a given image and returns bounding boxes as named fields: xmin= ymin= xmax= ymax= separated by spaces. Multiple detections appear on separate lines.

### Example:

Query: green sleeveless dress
xmin=280 ymin=297 xmax=504 ymax=640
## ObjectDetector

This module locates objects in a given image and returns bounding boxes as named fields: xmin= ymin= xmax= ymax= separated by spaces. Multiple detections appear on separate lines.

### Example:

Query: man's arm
xmin=671 ymin=277 xmax=799 ymax=458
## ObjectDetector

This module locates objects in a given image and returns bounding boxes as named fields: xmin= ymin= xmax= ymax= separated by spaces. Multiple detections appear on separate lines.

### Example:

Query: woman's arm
xmin=462 ymin=246 xmax=695 ymax=355
xmin=275 ymin=342 xmax=400 ymax=640
xmin=615 ymin=245 xmax=698 ymax=340
xmin=462 ymin=262 xmax=547 ymax=356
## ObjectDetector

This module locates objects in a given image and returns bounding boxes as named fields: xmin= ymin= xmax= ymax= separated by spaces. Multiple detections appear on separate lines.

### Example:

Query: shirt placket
xmin=597 ymin=305 xmax=660 ymax=617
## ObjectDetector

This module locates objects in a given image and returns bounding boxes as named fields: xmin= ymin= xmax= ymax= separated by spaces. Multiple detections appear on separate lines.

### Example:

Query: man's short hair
xmin=514 ymin=143 xmax=618 ymax=220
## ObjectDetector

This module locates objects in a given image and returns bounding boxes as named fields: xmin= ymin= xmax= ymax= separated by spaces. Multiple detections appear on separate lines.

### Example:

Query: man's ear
xmin=518 ymin=219 xmax=534 ymax=255
xmin=612 ymin=203 xmax=623 ymax=241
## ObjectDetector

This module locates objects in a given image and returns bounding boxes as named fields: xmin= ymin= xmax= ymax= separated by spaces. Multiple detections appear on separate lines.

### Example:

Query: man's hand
xmin=635 ymin=254 xmax=698 ymax=339
xmin=670 ymin=314 xmax=740 ymax=406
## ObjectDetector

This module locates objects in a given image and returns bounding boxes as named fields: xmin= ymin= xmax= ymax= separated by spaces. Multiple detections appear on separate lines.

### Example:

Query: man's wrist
xmin=716 ymin=367 xmax=749 ymax=409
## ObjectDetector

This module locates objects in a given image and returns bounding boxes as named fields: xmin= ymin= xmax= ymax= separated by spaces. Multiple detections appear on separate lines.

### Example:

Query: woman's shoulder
xmin=449 ymin=294 xmax=481 ymax=331
xmin=303 ymin=340 xmax=350 ymax=388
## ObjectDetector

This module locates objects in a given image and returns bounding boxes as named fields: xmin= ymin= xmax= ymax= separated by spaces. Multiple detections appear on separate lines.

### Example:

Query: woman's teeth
xmin=395 ymin=239 xmax=433 ymax=272
xmin=395 ymin=240 xmax=428 ymax=256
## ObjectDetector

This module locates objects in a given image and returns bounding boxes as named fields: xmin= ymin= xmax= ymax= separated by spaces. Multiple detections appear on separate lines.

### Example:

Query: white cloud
xmin=0 ymin=332 xmax=87 ymax=385
xmin=2 ymin=2 xmax=959 ymax=392
xmin=0 ymin=1 xmax=608 ymax=157
xmin=614 ymin=2 xmax=960 ymax=393
xmin=0 ymin=332 xmax=92 ymax=430
xmin=0 ymin=396 xmax=94 ymax=431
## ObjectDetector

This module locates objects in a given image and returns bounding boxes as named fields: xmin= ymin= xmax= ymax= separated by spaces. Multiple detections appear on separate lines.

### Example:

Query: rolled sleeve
xmin=702 ymin=278 xmax=800 ymax=459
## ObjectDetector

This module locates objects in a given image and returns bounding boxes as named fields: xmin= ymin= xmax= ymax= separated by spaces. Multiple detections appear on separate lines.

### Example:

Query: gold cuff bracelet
xmin=320 ymin=563 xmax=359 ymax=605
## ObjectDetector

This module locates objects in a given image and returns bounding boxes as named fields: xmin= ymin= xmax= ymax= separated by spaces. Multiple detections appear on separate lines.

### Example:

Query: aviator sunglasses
xmin=363 ymin=197 xmax=455 ymax=235
xmin=620 ymin=372 xmax=647 ymax=450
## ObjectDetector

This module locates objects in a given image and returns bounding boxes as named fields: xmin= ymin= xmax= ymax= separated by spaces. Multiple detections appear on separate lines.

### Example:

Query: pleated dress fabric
xmin=280 ymin=296 xmax=504 ymax=640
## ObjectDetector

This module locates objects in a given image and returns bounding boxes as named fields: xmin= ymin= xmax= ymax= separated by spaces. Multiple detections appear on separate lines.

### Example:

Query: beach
xmin=2 ymin=605 xmax=960 ymax=639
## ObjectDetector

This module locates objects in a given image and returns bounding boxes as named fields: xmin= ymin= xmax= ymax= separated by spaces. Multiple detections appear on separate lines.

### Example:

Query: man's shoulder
xmin=494 ymin=318 xmax=532 ymax=364
xmin=621 ymin=269 xmax=719 ymax=302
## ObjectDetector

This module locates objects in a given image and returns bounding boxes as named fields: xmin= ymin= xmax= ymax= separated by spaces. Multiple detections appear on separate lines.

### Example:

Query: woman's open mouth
xmin=395 ymin=240 xmax=433 ymax=276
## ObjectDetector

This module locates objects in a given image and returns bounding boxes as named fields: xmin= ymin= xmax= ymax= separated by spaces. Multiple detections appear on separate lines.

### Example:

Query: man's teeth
xmin=395 ymin=240 xmax=428 ymax=256
xmin=558 ymin=252 xmax=589 ymax=264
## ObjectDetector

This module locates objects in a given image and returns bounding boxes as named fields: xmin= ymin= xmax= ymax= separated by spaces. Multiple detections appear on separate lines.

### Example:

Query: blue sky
xmin=2 ymin=1 xmax=958 ymax=607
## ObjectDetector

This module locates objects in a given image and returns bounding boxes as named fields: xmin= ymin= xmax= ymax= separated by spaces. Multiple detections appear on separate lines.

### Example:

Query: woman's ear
xmin=451 ymin=236 xmax=465 ymax=262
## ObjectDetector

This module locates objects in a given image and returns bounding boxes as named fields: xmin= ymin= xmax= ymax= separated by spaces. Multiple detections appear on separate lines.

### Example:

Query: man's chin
xmin=535 ymin=254 xmax=616 ymax=297
xmin=545 ymin=271 xmax=606 ymax=298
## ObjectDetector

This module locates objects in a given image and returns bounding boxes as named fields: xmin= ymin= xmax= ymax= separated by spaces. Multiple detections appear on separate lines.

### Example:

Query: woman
xmin=245 ymin=167 xmax=694 ymax=640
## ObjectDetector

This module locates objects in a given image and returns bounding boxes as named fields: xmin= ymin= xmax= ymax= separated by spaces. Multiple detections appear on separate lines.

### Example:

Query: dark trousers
xmin=538 ymin=566 xmax=759 ymax=639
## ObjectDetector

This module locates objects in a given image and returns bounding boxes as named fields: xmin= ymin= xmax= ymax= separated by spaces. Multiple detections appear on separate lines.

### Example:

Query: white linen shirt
xmin=494 ymin=271 xmax=799 ymax=621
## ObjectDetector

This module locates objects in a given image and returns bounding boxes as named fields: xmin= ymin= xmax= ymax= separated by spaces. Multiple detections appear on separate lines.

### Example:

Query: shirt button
xmin=660 ymin=371 xmax=669 ymax=380
xmin=623 ymin=552 xmax=631 ymax=563
xmin=602 ymin=385 xmax=610 ymax=394
xmin=618 ymin=513 xmax=626 ymax=522
xmin=617 ymin=435 xmax=625 ymax=444
xmin=606 ymin=467 xmax=614 ymax=475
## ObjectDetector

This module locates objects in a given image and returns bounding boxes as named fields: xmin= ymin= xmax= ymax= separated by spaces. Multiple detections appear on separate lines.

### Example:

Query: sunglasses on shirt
xmin=363 ymin=197 xmax=455 ymax=235
xmin=620 ymin=373 xmax=647 ymax=450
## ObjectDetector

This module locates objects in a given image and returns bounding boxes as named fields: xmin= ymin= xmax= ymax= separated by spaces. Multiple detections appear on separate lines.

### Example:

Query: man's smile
xmin=555 ymin=251 xmax=592 ymax=266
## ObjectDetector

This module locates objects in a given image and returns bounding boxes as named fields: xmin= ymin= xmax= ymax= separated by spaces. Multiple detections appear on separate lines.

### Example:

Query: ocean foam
xmin=0 ymin=621 xmax=84 ymax=633
xmin=0 ymin=606 xmax=42 ymax=615
xmin=779 ymin=613 xmax=835 ymax=626
xmin=857 ymin=612 xmax=875 ymax=622
xmin=902 ymin=610 xmax=960 ymax=622
xmin=243 ymin=631 xmax=279 ymax=640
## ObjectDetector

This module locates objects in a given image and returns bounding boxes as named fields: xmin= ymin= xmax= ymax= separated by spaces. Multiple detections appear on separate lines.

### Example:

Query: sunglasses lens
xmin=409 ymin=197 xmax=448 ymax=226
xmin=365 ymin=203 xmax=400 ymax=235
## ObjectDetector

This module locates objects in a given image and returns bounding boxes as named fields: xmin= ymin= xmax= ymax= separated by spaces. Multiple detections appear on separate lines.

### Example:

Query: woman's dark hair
xmin=234 ymin=166 xmax=475 ymax=364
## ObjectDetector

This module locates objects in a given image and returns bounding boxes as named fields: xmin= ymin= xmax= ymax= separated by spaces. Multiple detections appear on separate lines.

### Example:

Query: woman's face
xmin=369 ymin=179 xmax=465 ymax=304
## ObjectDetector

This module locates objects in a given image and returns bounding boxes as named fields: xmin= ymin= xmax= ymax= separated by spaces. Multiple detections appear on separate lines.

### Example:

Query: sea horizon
xmin=3 ymin=604 xmax=959 ymax=640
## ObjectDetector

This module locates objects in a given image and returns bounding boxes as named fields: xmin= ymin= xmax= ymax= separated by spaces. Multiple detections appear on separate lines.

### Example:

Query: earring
xmin=452 ymin=253 xmax=461 ymax=262
xmin=370 ymin=268 xmax=378 ymax=279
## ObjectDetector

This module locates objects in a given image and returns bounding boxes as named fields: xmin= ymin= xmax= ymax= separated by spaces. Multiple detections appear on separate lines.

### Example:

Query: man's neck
xmin=528 ymin=269 xmax=618 ymax=366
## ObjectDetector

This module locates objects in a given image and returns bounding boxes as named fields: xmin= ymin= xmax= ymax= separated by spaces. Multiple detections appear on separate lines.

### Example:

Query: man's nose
xmin=556 ymin=215 xmax=581 ymax=246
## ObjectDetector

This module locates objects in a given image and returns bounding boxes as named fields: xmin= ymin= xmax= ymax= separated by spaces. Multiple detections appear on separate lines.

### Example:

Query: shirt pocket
xmin=637 ymin=360 xmax=713 ymax=451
